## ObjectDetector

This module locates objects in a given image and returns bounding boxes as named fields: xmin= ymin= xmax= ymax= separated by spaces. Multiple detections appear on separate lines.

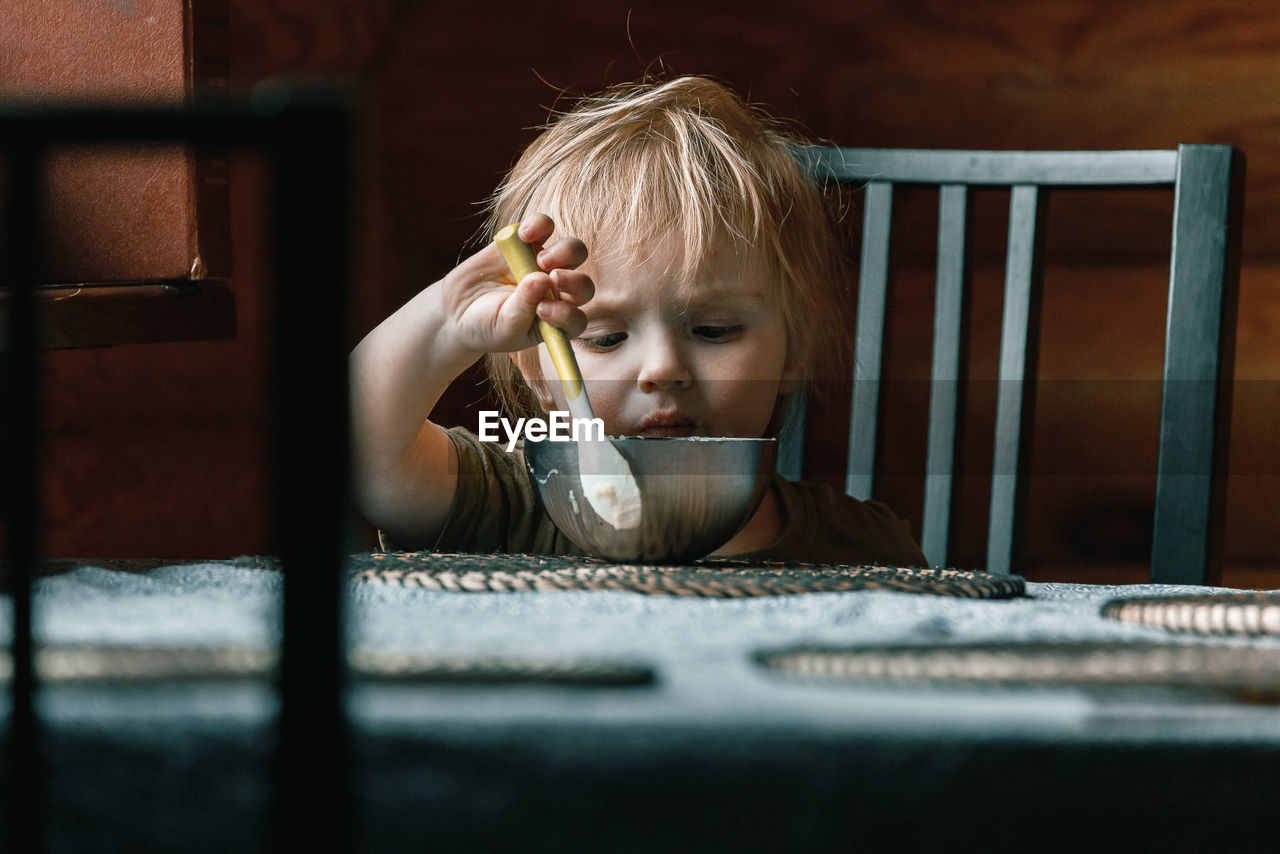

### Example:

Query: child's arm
xmin=350 ymin=214 xmax=592 ymax=547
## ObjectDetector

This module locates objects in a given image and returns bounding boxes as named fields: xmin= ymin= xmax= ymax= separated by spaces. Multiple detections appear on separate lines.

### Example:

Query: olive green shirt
xmin=382 ymin=426 xmax=927 ymax=567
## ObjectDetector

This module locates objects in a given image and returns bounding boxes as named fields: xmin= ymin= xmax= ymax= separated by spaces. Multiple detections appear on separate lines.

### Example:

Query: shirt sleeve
xmin=423 ymin=427 xmax=579 ymax=555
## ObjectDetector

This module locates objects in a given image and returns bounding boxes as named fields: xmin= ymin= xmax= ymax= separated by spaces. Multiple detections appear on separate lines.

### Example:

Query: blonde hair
xmin=483 ymin=75 xmax=849 ymax=426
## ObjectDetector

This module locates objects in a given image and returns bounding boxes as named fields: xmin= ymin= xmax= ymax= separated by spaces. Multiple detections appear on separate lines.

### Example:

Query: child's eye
xmin=579 ymin=332 xmax=627 ymax=351
xmin=692 ymin=325 xmax=742 ymax=341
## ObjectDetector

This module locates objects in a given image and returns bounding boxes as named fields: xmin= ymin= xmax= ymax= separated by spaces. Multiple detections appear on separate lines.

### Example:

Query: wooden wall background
xmin=15 ymin=0 xmax=1280 ymax=585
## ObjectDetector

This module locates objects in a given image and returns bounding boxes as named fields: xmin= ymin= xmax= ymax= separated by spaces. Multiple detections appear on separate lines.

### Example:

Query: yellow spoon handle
xmin=494 ymin=223 xmax=585 ymax=404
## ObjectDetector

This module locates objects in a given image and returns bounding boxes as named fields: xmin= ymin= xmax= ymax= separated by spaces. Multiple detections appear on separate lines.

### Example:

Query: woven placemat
xmin=0 ymin=646 xmax=654 ymax=687
xmin=347 ymin=552 xmax=1025 ymax=599
xmin=1101 ymin=592 xmax=1280 ymax=637
xmin=25 ymin=554 xmax=1024 ymax=598
xmin=758 ymin=641 xmax=1280 ymax=698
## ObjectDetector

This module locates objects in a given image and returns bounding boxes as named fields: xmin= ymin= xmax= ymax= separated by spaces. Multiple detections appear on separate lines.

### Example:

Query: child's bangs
xmin=533 ymin=135 xmax=781 ymax=303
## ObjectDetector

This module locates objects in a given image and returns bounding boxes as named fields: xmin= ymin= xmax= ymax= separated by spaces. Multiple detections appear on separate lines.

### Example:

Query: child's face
xmin=532 ymin=240 xmax=796 ymax=438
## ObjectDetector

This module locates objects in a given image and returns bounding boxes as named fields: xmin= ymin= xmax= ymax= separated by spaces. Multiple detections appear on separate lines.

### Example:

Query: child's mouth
xmin=636 ymin=411 xmax=699 ymax=438
xmin=638 ymin=425 xmax=698 ymax=438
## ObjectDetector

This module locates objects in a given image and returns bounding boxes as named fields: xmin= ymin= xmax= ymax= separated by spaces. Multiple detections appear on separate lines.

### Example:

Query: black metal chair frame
xmin=784 ymin=145 xmax=1244 ymax=584
xmin=2 ymin=90 xmax=354 ymax=852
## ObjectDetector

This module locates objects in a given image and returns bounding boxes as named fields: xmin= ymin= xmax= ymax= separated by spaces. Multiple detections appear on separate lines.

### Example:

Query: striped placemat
xmin=1101 ymin=592 xmax=1280 ymax=637
xmin=26 ymin=553 xmax=1025 ymax=599
xmin=348 ymin=552 xmax=1025 ymax=598
xmin=759 ymin=641 xmax=1280 ymax=699
xmin=0 ymin=646 xmax=654 ymax=687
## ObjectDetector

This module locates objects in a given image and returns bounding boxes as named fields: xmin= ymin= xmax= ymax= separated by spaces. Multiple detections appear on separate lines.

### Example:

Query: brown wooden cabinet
xmin=0 ymin=0 xmax=234 ymax=349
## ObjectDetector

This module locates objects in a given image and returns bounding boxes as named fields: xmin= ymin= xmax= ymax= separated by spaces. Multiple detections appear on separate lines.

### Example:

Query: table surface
xmin=3 ymin=556 xmax=1280 ymax=852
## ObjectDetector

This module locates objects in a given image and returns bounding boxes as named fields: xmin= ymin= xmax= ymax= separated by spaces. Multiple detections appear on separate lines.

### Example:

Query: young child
xmin=350 ymin=76 xmax=927 ymax=566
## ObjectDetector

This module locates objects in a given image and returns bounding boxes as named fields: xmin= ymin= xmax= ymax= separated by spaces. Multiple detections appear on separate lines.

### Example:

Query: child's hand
xmin=439 ymin=213 xmax=594 ymax=356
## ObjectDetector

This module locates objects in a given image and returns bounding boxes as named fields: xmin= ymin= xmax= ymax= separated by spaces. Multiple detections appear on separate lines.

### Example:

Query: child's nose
xmin=636 ymin=338 xmax=692 ymax=392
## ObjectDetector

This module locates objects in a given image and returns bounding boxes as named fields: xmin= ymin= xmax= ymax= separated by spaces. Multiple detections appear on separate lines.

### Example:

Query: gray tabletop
xmin=4 ymin=559 xmax=1279 ymax=852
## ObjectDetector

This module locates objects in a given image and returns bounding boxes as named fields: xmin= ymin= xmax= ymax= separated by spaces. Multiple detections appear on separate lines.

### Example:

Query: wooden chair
xmin=780 ymin=145 xmax=1244 ymax=584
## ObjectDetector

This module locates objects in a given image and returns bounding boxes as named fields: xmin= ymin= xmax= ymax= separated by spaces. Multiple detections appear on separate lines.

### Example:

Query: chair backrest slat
xmin=846 ymin=180 xmax=894 ymax=500
xmin=810 ymin=147 xmax=1178 ymax=186
xmin=1151 ymin=145 xmax=1238 ymax=584
xmin=987 ymin=185 xmax=1046 ymax=575
xmin=920 ymin=184 xmax=969 ymax=567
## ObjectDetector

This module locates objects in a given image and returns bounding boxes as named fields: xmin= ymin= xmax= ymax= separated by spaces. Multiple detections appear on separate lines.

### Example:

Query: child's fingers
xmin=515 ymin=212 xmax=557 ymax=247
xmin=536 ymin=235 xmax=589 ymax=272
xmin=502 ymin=270 xmax=555 ymax=321
xmin=444 ymin=214 xmax=591 ymax=350
xmin=515 ymin=213 xmax=588 ymax=270
xmin=546 ymin=268 xmax=595 ymax=306
xmin=509 ymin=270 xmax=588 ymax=335
xmin=470 ymin=216 xmax=585 ymax=286
xmin=499 ymin=269 xmax=587 ymax=339
xmin=535 ymin=298 xmax=587 ymax=339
